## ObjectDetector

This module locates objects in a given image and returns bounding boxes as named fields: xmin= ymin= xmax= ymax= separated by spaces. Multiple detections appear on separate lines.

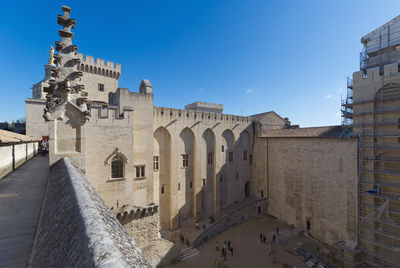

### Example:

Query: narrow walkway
xmin=0 ymin=156 xmax=49 ymax=268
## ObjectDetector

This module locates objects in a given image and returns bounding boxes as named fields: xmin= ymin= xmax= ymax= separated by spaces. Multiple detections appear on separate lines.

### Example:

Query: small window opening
xmin=202 ymin=178 xmax=206 ymax=186
xmin=229 ymin=151 xmax=233 ymax=162
xmin=221 ymin=145 xmax=224 ymax=152
xmin=207 ymin=152 xmax=213 ymax=165
xmin=249 ymin=154 xmax=253 ymax=165
xmin=178 ymin=183 xmax=181 ymax=191
xmin=379 ymin=65 xmax=384 ymax=76
xmin=98 ymin=83 xmax=104 ymax=92
xmin=190 ymin=181 xmax=193 ymax=188
xmin=153 ymin=156 xmax=159 ymax=171
xmin=220 ymin=175 xmax=223 ymax=183
xmin=161 ymin=186 xmax=165 ymax=194
xmin=243 ymin=150 xmax=247 ymax=161
xmin=182 ymin=154 xmax=189 ymax=167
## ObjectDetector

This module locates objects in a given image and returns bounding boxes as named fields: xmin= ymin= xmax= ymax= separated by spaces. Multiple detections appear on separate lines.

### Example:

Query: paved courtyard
xmin=173 ymin=216 xmax=307 ymax=268
xmin=0 ymin=156 xmax=49 ymax=268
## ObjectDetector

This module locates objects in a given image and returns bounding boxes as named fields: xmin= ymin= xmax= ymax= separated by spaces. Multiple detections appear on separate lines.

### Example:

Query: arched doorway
xmin=245 ymin=181 xmax=250 ymax=198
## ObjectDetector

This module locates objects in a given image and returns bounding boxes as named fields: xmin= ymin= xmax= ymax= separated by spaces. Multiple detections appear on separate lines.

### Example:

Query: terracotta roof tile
xmin=0 ymin=130 xmax=40 ymax=144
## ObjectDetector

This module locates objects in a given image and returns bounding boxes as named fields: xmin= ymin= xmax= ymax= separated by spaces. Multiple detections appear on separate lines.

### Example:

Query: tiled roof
xmin=259 ymin=125 xmax=344 ymax=138
xmin=0 ymin=130 xmax=40 ymax=144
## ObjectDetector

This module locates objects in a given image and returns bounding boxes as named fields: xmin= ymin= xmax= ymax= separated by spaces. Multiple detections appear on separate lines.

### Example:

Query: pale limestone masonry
xmin=123 ymin=213 xmax=174 ymax=267
xmin=252 ymin=127 xmax=359 ymax=266
xmin=29 ymin=158 xmax=151 ymax=268
xmin=24 ymin=5 xmax=372 ymax=267
xmin=0 ymin=130 xmax=39 ymax=178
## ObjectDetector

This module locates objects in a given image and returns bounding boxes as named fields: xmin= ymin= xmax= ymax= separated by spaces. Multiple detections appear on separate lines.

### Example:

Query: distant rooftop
xmin=185 ymin=101 xmax=223 ymax=113
xmin=0 ymin=130 xmax=39 ymax=144
xmin=259 ymin=126 xmax=344 ymax=138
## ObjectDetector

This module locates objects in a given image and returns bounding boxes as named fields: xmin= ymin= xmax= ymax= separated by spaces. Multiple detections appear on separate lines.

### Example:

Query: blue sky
xmin=1 ymin=0 xmax=400 ymax=126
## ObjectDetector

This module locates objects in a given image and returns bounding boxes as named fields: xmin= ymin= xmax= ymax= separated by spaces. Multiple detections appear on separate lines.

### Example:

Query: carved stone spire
xmin=43 ymin=5 xmax=89 ymax=121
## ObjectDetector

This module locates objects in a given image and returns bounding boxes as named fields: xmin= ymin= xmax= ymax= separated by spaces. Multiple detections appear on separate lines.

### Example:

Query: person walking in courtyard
xmin=272 ymin=234 xmax=276 ymax=242
xmin=221 ymin=248 xmax=226 ymax=258
xmin=222 ymin=249 xmax=227 ymax=261
xmin=276 ymin=226 xmax=279 ymax=236
xmin=196 ymin=221 xmax=199 ymax=230
xmin=259 ymin=233 xmax=263 ymax=243
xmin=228 ymin=240 xmax=231 ymax=250
xmin=263 ymin=235 xmax=266 ymax=243
xmin=230 ymin=246 xmax=233 ymax=256
xmin=216 ymin=241 xmax=219 ymax=251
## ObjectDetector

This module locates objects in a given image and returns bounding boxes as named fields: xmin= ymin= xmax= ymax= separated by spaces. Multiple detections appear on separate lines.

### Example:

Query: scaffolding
xmin=355 ymin=83 xmax=400 ymax=267
xmin=341 ymin=77 xmax=354 ymax=126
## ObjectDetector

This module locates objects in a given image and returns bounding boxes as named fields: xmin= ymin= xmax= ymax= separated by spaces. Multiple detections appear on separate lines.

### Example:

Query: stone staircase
xmin=176 ymin=247 xmax=199 ymax=262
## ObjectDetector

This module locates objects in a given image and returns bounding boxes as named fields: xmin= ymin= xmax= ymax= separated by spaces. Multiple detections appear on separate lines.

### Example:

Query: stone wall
xmin=0 ymin=142 xmax=39 ymax=178
xmin=253 ymin=136 xmax=358 ymax=247
xmin=25 ymin=99 xmax=48 ymax=139
xmin=29 ymin=158 xmax=151 ymax=268
xmin=122 ymin=213 xmax=174 ymax=267
xmin=153 ymin=106 xmax=254 ymax=230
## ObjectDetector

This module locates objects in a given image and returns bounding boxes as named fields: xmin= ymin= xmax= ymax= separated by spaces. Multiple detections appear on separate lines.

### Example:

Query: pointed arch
xmin=200 ymin=128 xmax=215 ymax=218
xmin=154 ymin=127 xmax=171 ymax=230
xmin=178 ymin=127 xmax=196 ymax=226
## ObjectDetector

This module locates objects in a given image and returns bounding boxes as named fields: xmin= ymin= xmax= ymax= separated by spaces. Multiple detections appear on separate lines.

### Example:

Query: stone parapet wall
xmin=0 ymin=141 xmax=39 ymax=178
xmin=122 ymin=213 xmax=174 ymax=267
xmin=29 ymin=157 xmax=151 ymax=268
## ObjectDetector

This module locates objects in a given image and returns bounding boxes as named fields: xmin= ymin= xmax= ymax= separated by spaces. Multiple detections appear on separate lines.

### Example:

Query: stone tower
xmin=43 ymin=6 xmax=89 ymax=169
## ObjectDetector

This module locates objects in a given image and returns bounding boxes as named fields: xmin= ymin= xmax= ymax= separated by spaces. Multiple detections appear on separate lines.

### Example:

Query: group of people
xmin=260 ymin=227 xmax=280 ymax=244
xmin=40 ymin=139 xmax=49 ymax=156
xmin=216 ymin=240 xmax=233 ymax=261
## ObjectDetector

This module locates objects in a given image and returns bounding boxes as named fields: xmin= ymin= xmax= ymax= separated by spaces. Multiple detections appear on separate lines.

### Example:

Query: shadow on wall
xmin=154 ymin=124 xmax=254 ymax=232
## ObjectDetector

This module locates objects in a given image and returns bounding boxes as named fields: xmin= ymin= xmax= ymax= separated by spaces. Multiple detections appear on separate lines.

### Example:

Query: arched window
xmin=111 ymin=159 xmax=124 ymax=178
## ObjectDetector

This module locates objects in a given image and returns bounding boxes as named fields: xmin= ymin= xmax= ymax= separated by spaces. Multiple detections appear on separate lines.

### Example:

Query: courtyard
xmin=171 ymin=216 xmax=308 ymax=268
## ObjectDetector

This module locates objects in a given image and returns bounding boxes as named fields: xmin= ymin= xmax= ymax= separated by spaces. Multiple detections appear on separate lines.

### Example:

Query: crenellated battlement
xmin=353 ymin=61 xmax=400 ymax=88
xmin=77 ymin=53 xmax=121 ymax=80
xmin=89 ymin=102 xmax=133 ymax=124
xmin=154 ymin=106 xmax=251 ymax=124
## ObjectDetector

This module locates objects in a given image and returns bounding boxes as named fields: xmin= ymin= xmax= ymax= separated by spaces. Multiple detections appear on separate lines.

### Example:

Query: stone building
xmin=25 ymin=6 xmax=271 ymax=232
xmin=344 ymin=15 xmax=400 ymax=267
xmin=25 ymin=5 xmax=400 ymax=267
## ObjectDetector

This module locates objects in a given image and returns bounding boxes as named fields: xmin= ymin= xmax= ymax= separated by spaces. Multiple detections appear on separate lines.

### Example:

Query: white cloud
xmin=246 ymin=89 xmax=254 ymax=94
xmin=325 ymin=94 xmax=332 ymax=99
xmin=197 ymin=88 xmax=204 ymax=93
xmin=335 ymin=112 xmax=341 ymax=117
